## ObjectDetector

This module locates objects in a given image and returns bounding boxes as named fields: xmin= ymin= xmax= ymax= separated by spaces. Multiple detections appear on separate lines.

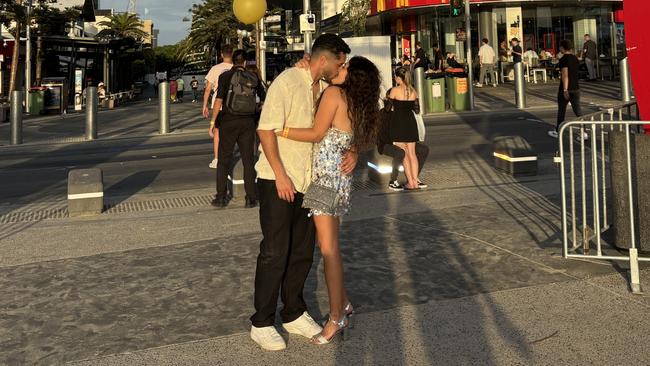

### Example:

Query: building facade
xmin=364 ymin=0 xmax=624 ymax=67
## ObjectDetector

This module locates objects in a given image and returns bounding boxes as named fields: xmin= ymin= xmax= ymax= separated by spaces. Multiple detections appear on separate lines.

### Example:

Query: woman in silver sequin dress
xmin=276 ymin=56 xmax=382 ymax=344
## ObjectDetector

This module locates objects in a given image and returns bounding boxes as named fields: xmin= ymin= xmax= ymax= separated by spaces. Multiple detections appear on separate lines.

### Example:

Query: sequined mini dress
xmin=304 ymin=128 xmax=353 ymax=217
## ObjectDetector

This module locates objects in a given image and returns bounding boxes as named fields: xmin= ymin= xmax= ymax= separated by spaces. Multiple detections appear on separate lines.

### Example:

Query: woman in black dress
xmin=387 ymin=67 xmax=421 ymax=190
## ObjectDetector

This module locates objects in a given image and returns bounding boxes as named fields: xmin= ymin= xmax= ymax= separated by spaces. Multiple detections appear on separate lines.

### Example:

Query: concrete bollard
xmin=493 ymin=136 xmax=537 ymax=176
xmin=10 ymin=90 xmax=23 ymax=145
xmin=514 ymin=62 xmax=526 ymax=109
xmin=85 ymin=86 xmax=98 ymax=140
xmin=68 ymin=168 xmax=104 ymax=217
xmin=159 ymin=81 xmax=170 ymax=134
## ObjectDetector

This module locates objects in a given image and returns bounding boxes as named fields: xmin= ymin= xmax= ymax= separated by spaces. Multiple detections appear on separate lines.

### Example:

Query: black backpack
xmin=225 ymin=69 xmax=259 ymax=116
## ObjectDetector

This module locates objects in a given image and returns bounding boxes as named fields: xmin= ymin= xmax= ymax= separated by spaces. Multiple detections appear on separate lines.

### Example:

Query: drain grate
xmin=0 ymin=182 xmax=382 ymax=225
xmin=0 ymin=208 xmax=68 ymax=224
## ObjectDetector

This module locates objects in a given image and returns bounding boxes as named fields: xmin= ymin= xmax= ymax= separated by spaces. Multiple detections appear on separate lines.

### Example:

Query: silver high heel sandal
xmin=322 ymin=302 xmax=355 ymax=329
xmin=311 ymin=316 xmax=349 ymax=345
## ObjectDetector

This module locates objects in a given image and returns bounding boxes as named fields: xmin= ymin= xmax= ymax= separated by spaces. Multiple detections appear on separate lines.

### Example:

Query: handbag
xmin=413 ymin=111 xmax=425 ymax=142
xmin=302 ymin=182 xmax=340 ymax=213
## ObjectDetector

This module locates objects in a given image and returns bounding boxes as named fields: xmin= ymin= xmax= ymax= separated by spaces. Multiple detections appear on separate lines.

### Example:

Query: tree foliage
xmin=177 ymin=0 xmax=239 ymax=63
xmin=340 ymin=0 xmax=371 ymax=37
xmin=96 ymin=12 xmax=147 ymax=42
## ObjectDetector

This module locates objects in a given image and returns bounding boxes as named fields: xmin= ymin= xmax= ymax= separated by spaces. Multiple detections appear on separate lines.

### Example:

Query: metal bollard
xmin=159 ymin=81 xmax=170 ymax=134
xmin=514 ymin=62 xmax=526 ymax=109
xmin=10 ymin=90 xmax=23 ymax=145
xmin=85 ymin=86 xmax=98 ymax=140
xmin=413 ymin=67 xmax=425 ymax=114
xmin=620 ymin=57 xmax=632 ymax=102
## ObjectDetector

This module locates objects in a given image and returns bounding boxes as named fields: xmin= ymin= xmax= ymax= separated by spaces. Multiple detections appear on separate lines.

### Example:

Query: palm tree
xmin=177 ymin=0 xmax=239 ymax=63
xmin=1 ymin=0 xmax=25 ymax=94
xmin=96 ymin=12 xmax=147 ymax=42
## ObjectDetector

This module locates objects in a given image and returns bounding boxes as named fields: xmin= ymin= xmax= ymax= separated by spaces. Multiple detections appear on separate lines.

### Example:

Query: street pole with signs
xmin=302 ymin=0 xmax=314 ymax=54
xmin=464 ymin=0 xmax=474 ymax=110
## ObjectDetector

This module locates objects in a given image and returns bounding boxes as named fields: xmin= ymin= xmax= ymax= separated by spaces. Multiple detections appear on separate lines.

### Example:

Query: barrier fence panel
xmin=558 ymin=102 xmax=647 ymax=294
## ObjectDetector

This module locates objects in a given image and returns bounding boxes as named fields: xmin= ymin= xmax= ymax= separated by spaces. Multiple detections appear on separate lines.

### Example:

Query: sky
xmin=99 ymin=0 xmax=196 ymax=46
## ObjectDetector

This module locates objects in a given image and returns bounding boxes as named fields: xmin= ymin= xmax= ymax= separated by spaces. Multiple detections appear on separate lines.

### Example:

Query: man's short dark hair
xmin=560 ymin=39 xmax=573 ymax=51
xmin=416 ymin=41 xmax=422 ymax=48
xmin=511 ymin=38 xmax=519 ymax=43
xmin=482 ymin=38 xmax=489 ymax=44
xmin=232 ymin=49 xmax=247 ymax=65
xmin=311 ymin=33 xmax=351 ymax=59
xmin=222 ymin=44 xmax=234 ymax=57
xmin=432 ymin=43 xmax=439 ymax=49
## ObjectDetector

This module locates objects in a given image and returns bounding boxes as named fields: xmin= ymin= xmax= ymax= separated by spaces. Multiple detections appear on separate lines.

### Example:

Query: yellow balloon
xmin=233 ymin=0 xmax=267 ymax=25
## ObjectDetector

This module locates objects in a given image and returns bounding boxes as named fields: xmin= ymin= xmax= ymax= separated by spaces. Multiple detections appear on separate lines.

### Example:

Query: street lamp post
xmin=25 ymin=0 xmax=33 ymax=113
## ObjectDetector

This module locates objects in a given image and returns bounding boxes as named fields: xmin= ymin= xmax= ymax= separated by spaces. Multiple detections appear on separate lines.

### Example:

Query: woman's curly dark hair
xmin=339 ymin=56 xmax=382 ymax=151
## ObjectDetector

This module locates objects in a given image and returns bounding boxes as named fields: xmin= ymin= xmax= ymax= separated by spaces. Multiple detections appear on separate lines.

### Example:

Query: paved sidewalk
xmin=1 ymin=147 xmax=648 ymax=365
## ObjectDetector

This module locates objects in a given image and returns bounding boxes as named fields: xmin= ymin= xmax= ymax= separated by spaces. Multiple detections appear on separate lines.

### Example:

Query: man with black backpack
xmin=211 ymin=49 xmax=266 ymax=209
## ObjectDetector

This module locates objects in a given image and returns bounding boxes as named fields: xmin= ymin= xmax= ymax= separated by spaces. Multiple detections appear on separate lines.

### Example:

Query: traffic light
xmin=451 ymin=0 xmax=463 ymax=17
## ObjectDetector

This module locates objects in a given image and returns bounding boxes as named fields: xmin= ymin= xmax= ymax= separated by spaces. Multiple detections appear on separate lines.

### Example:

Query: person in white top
xmin=476 ymin=38 xmax=497 ymax=87
xmin=524 ymin=48 xmax=539 ymax=65
xmin=203 ymin=45 xmax=234 ymax=169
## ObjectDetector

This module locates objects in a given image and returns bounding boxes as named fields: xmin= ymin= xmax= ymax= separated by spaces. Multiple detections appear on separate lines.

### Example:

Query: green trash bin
xmin=424 ymin=77 xmax=446 ymax=113
xmin=446 ymin=75 xmax=470 ymax=112
xmin=28 ymin=88 xmax=46 ymax=115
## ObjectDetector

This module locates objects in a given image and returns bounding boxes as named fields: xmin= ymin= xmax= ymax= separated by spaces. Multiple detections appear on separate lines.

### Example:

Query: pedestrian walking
xmin=431 ymin=44 xmax=444 ymax=72
xmin=153 ymin=79 xmax=158 ymax=96
xmin=176 ymin=77 xmax=185 ymax=103
xmin=509 ymin=38 xmax=523 ymax=64
xmin=386 ymin=67 xmax=421 ymax=190
xmin=582 ymin=34 xmax=598 ymax=81
xmin=378 ymin=89 xmax=429 ymax=191
xmin=204 ymin=45 xmax=234 ymax=169
xmin=190 ymin=76 xmax=199 ymax=103
xmin=169 ymin=79 xmax=178 ymax=103
xmin=548 ymin=40 xmax=582 ymax=138
xmin=251 ymin=33 xmax=353 ymax=351
xmin=210 ymin=49 xmax=266 ymax=209
xmin=476 ymin=38 xmax=497 ymax=88
xmin=276 ymin=55 xmax=381 ymax=344
xmin=413 ymin=41 xmax=428 ymax=70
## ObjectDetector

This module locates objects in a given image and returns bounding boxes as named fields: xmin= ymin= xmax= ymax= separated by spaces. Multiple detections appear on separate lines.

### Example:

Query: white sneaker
xmin=474 ymin=83 xmax=483 ymax=88
xmin=282 ymin=311 xmax=322 ymax=339
xmin=548 ymin=130 xmax=559 ymax=138
xmin=209 ymin=158 xmax=218 ymax=169
xmin=250 ymin=325 xmax=287 ymax=351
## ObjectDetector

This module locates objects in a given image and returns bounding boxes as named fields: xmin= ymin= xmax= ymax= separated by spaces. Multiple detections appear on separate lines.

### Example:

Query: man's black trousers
xmin=216 ymin=118 xmax=258 ymax=200
xmin=556 ymin=90 xmax=582 ymax=130
xmin=250 ymin=179 xmax=316 ymax=327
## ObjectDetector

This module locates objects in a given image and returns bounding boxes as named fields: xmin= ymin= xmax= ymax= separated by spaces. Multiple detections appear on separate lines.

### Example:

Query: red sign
xmin=624 ymin=0 xmax=648 ymax=123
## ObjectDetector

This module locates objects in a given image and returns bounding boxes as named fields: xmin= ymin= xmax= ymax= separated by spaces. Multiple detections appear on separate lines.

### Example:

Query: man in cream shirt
xmin=251 ymin=34 xmax=354 ymax=351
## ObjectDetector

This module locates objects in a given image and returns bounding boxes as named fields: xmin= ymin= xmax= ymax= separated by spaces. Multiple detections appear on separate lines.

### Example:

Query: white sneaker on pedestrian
xmin=548 ymin=130 xmax=559 ymax=138
xmin=209 ymin=158 xmax=218 ymax=169
xmin=250 ymin=325 xmax=286 ymax=351
xmin=282 ymin=312 xmax=322 ymax=339
xmin=474 ymin=83 xmax=483 ymax=88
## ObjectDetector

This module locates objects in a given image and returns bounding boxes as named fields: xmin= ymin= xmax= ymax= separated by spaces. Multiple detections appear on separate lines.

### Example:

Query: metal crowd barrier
xmin=558 ymin=102 xmax=647 ymax=294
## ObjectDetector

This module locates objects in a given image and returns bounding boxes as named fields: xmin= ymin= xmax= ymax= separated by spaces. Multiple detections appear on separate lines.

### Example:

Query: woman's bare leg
xmin=314 ymin=215 xmax=347 ymax=338
xmin=407 ymin=143 xmax=419 ymax=187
